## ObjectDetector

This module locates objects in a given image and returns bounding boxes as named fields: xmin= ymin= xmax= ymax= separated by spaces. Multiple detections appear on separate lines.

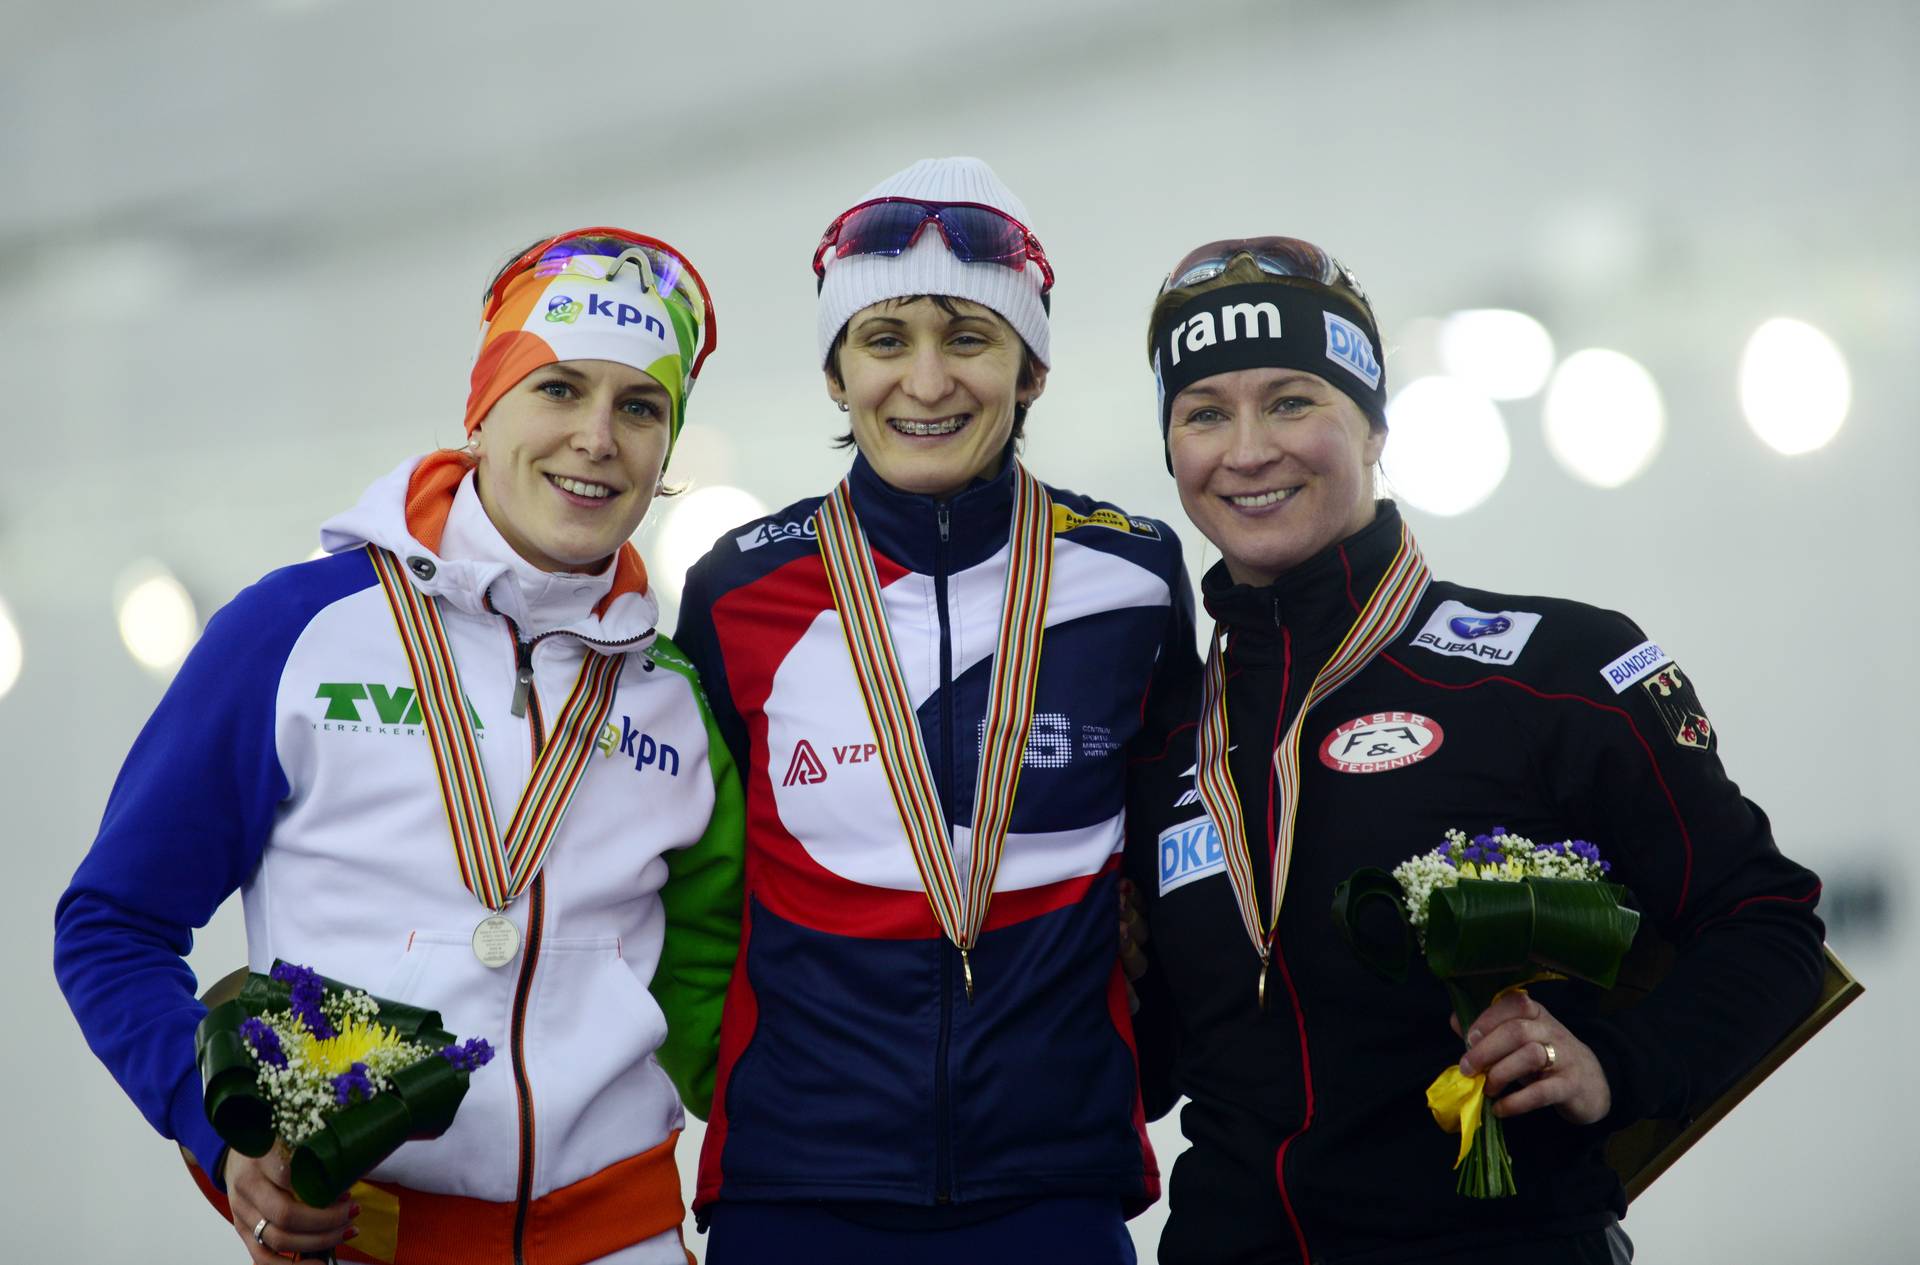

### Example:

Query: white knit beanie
xmin=816 ymin=156 xmax=1051 ymax=368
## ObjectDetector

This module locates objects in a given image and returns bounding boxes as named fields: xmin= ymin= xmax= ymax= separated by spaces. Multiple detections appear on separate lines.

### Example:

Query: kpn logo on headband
xmin=1324 ymin=312 xmax=1380 ymax=390
xmin=539 ymin=287 xmax=671 ymax=342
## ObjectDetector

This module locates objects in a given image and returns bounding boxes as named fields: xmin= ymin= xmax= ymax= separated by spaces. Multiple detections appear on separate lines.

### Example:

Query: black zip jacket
xmin=1124 ymin=503 xmax=1825 ymax=1265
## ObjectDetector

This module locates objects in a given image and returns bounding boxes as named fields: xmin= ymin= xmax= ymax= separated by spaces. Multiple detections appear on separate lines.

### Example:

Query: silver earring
xmin=836 ymin=401 xmax=850 ymax=413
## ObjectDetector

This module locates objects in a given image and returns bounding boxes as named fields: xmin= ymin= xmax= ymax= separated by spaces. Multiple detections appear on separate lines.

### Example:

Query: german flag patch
xmin=1640 ymin=663 xmax=1714 ymax=751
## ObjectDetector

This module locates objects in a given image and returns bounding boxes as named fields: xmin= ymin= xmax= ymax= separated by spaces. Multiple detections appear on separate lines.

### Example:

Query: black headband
xmin=1152 ymin=282 xmax=1387 ymax=468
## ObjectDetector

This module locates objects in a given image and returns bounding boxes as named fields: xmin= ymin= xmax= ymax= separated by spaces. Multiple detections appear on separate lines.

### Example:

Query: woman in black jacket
xmin=1124 ymin=237 xmax=1825 ymax=1264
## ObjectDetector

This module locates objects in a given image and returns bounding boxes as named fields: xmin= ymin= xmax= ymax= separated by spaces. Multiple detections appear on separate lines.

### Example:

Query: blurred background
xmin=6 ymin=0 xmax=1914 ymax=1258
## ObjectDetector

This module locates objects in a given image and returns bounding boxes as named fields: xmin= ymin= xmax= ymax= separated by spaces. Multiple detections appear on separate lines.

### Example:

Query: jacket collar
xmin=845 ymin=445 xmax=1019 ymax=575
xmin=1201 ymin=500 xmax=1405 ymax=664
xmin=318 ymin=451 xmax=659 ymax=648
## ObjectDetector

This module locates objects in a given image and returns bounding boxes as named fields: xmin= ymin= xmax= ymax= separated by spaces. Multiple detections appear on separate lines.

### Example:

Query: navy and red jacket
xmin=675 ymin=450 xmax=1196 ymax=1217
xmin=1125 ymin=503 xmax=1826 ymax=1264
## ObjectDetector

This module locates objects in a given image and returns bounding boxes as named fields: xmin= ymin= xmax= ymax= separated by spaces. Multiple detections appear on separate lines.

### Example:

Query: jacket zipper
xmin=1264 ymin=618 xmax=1315 ymax=1263
xmin=932 ymin=502 xmax=956 ymax=1203
xmin=501 ymin=618 xmax=547 ymax=1265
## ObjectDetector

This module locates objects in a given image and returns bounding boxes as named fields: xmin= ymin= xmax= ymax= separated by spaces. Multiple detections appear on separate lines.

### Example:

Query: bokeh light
xmin=1382 ymin=376 xmax=1511 ymax=516
xmin=1740 ymin=317 xmax=1851 ymax=455
xmin=1542 ymin=349 xmax=1665 ymax=488
xmin=1437 ymin=309 xmax=1556 ymax=400
xmin=115 ymin=561 xmax=200 ymax=674
xmin=653 ymin=485 xmax=770 ymax=602
xmin=0 ymin=596 xmax=21 ymax=701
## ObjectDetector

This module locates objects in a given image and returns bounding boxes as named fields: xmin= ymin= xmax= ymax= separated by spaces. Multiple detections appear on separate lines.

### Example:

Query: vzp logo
xmin=596 ymin=716 xmax=681 ymax=775
xmin=783 ymin=739 xmax=828 ymax=786
xmin=314 ymin=683 xmax=481 ymax=731
xmin=545 ymin=295 xmax=583 ymax=324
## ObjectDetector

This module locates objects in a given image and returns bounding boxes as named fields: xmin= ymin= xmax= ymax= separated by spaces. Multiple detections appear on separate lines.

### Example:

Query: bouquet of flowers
xmin=195 ymin=962 xmax=494 ymax=1207
xmin=1332 ymin=828 xmax=1640 ymax=1198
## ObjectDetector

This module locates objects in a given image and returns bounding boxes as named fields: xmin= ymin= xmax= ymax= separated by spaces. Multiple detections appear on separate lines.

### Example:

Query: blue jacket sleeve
xmin=52 ymin=554 xmax=369 ymax=1180
xmin=672 ymin=548 xmax=749 ymax=774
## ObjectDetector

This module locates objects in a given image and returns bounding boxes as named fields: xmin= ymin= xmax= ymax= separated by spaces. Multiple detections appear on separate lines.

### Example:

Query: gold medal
xmin=814 ymin=467 xmax=1054 ymax=1005
xmin=472 ymin=913 xmax=521 ymax=968
xmin=1190 ymin=522 xmax=1432 ymax=1016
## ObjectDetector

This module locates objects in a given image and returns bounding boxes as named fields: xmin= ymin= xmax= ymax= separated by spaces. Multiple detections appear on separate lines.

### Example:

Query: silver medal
xmin=472 ymin=913 xmax=521 ymax=968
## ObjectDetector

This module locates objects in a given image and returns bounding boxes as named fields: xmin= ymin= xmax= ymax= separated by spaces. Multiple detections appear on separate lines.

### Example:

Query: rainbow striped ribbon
xmin=368 ymin=547 xmax=626 ymax=911
xmin=1193 ymin=521 xmax=1431 ymax=1008
xmin=814 ymin=466 xmax=1054 ymax=999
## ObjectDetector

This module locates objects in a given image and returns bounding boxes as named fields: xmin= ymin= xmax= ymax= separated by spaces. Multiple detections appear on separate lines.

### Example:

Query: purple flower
xmin=439 ymin=1038 xmax=495 ymax=1073
xmin=332 ymin=1062 xmax=374 ymax=1106
xmin=239 ymin=1016 xmax=287 ymax=1068
xmin=272 ymin=962 xmax=336 ymax=1039
xmin=1489 ymin=826 xmax=1508 ymax=837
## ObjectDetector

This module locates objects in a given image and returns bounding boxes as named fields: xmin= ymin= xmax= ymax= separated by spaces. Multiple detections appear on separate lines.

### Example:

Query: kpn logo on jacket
xmin=597 ymin=715 xmax=682 ymax=775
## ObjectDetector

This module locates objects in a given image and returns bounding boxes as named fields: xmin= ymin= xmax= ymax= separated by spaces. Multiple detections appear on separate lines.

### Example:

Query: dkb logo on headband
xmin=1323 ymin=312 xmax=1381 ymax=390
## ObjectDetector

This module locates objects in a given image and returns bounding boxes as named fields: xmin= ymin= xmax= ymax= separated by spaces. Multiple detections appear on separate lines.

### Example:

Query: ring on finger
xmin=252 ymin=1216 xmax=271 ymax=1245
xmin=1541 ymin=1040 xmax=1558 ymax=1071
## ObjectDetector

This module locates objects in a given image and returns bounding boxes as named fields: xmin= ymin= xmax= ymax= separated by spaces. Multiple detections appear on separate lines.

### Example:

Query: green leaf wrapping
xmin=194 ymin=962 xmax=478 ymax=1207
xmin=1330 ymin=867 xmax=1416 ymax=984
xmin=196 ymin=998 xmax=275 ymax=1158
xmin=1425 ymin=878 xmax=1641 ymax=988
xmin=1331 ymin=869 xmax=1643 ymax=1199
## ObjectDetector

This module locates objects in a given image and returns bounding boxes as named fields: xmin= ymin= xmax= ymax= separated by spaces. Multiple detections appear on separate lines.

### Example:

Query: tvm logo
xmin=313 ymin=683 xmax=481 ymax=732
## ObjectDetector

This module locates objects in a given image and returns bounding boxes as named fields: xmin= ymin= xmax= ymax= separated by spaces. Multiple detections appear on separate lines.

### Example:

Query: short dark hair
xmin=824 ymin=294 xmax=1040 ymax=449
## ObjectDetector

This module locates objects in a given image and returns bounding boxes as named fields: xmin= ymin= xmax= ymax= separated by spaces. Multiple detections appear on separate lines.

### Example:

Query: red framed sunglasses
xmin=482 ymin=226 xmax=719 ymax=383
xmin=812 ymin=198 xmax=1054 ymax=293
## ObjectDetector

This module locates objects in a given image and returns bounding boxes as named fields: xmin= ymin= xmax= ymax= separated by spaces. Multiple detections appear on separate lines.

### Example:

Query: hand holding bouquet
xmin=196 ymin=962 xmax=494 ymax=1208
xmin=1333 ymin=828 xmax=1639 ymax=1197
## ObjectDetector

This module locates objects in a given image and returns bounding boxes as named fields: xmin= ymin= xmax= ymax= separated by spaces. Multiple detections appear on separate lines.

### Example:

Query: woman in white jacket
xmin=55 ymin=228 xmax=743 ymax=1265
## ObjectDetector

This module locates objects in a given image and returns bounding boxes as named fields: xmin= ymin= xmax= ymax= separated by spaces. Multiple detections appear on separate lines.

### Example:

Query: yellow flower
xmin=290 ymin=1015 xmax=414 ymax=1076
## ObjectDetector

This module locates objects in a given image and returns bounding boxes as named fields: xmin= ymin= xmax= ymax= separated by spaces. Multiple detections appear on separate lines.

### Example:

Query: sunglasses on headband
xmin=813 ymin=198 xmax=1055 ymax=293
xmin=483 ymin=227 xmax=719 ymax=383
xmin=1159 ymin=236 xmax=1367 ymax=305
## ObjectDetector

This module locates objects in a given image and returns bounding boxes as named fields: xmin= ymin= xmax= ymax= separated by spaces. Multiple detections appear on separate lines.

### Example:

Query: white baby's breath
xmin=242 ymin=990 xmax=434 ymax=1146
xmin=1391 ymin=828 xmax=1610 ymax=946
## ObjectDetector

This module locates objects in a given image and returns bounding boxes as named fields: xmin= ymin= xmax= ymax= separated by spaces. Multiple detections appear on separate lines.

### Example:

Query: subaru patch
xmin=1411 ymin=601 xmax=1542 ymax=665
xmin=1158 ymin=816 xmax=1226 ymax=896
xmin=1639 ymin=663 xmax=1714 ymax=751
xmin=1319 ymin=711 xmax=1445 ymax=774
xmin=1599 ymin=639 xmax=1671 ymax=694
xmin=1323 ymin=311 xmax=1382 ymax=390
